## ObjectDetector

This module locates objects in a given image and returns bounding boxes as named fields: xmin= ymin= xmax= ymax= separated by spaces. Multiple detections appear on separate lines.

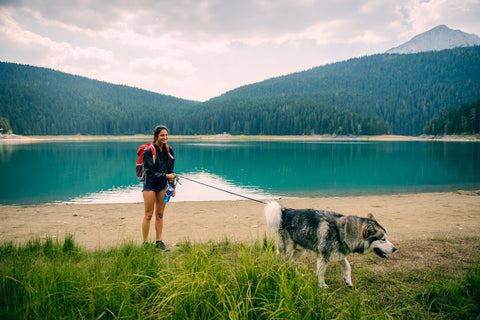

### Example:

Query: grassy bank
xmin=1 ymin=236 xmax=479 ymax=319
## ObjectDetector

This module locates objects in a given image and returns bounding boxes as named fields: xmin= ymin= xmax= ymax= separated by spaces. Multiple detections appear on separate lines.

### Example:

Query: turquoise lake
xmin=1 ymin=140 xmax=479 ymax=205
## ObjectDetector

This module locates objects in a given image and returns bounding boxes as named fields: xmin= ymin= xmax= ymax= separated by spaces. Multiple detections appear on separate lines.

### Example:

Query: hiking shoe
xmin=155 ymin=240 xmax=169 ymax=251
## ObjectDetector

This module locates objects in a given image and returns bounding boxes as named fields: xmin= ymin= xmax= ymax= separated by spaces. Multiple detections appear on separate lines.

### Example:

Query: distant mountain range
xmin=1 ymin=26 xmax=480 ymax=136
xmin=210 ymin=45 xmax=480 ymax=135
xmin=386 ymin=25 xmax=480 ymax=54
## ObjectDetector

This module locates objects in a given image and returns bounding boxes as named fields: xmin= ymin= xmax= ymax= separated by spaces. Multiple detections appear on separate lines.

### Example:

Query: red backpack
xmin=136 ymin=143 xmax=172 ymax=181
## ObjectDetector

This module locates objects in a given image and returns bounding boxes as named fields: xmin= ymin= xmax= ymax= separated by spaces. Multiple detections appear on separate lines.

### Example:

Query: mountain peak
xmin=386 ymin=25 xmax=480 ymax=54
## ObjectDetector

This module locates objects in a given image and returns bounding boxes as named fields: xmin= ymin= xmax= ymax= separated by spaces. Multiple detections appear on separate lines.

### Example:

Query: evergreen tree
xmin=424 ymin=100 xmax=480 ymax=135
xmin=0 ymin=116 xmax=11 ymax=133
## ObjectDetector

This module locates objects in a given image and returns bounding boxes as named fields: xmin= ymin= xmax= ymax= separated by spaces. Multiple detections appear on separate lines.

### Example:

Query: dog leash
xmin=176 ymin=175 xmax=267 ymax=204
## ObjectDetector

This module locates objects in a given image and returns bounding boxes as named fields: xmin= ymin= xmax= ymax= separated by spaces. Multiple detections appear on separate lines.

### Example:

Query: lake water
xmin=1 ymin=140 xmax=479 ymax=205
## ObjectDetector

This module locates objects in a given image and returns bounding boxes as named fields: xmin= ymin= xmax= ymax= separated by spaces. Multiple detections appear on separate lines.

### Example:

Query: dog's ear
xmin=367 ymin=213 xmax=376 ymax=221
xmin=363 ymin=224 xmax=376 ymax=239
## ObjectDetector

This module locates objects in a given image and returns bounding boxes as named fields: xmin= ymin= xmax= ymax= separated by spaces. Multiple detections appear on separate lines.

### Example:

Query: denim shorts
xmin=142 ymin=182 xmax=165 ymax=193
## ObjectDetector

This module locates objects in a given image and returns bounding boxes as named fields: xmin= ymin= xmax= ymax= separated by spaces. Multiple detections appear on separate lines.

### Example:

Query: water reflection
xmin=423 ymin=142 xmax=480 ymax=180
xmin=0 ymin=140 xmax=479 ymax=205
xmin=69 ymin=172 xmax=277 ymax=203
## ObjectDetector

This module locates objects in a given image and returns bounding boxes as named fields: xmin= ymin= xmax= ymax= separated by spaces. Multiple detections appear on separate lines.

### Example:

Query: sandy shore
xmin=1 ymin=191 xmax=479 ymax=250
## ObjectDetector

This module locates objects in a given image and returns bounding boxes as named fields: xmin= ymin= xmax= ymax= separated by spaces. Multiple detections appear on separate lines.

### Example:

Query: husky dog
xmin=264 ymin=201 xmax=397 ymax=288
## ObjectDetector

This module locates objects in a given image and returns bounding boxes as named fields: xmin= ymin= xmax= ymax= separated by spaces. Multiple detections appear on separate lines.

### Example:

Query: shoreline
xmin=1 ymin=190 xmax=479 ymax=250
xmin=1 ymin=133 xmax=480 ymax=144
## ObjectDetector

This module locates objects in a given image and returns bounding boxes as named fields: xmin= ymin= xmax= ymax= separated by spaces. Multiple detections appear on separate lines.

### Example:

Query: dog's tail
xmin=264 ymin=201 xmax=283 ymax=233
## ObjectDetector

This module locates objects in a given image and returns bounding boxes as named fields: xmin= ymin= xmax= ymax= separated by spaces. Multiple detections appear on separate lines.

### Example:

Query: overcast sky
xmin=1 ymin=0 xmax=479 ymax=101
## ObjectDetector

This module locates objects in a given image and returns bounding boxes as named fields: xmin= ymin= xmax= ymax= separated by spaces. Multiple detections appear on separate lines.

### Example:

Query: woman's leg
xmin=154 ymin=189 xmax=167 ymax=241
xmin=142 ymin=190 xmax=156 ymax=242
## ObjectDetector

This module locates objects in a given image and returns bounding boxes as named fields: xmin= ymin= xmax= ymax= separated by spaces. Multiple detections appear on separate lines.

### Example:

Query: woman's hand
xmin=166 ymin=173 xmax=176 ymax=181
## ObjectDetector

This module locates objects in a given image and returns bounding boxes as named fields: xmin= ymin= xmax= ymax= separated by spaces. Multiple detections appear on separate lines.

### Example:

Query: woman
xmin=142 ymin=125 xmax=175 ymax=250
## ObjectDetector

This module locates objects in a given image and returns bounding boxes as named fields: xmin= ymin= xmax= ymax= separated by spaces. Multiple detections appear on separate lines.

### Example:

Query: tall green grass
xmin=1 ymin=235 xmax=479 ymax=319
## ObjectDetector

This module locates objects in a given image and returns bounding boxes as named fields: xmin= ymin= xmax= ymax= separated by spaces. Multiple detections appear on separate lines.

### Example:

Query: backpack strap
xmin=149 ymin=144 xmax=156 ymax=163
xmin=165 ymin=144 xmax=174 ymax=160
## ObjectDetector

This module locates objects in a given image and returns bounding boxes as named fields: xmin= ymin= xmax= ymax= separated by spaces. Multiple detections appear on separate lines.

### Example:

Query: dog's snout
xmin=392 ymin=247 xmax=397 ymax=253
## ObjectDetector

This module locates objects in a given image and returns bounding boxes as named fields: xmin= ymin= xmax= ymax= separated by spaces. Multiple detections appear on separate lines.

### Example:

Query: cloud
xmin=405 ymin=0 xmax=480 ymax=35
xmin=0 ymin=9 xmax=118 ymax=72
xmin=129 ymin=56 xmax=196 ymax=74
xmin=3 ymin=0 xmax=389 ymax=41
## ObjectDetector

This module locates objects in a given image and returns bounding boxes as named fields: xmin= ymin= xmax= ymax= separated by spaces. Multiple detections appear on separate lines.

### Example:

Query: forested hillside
xmin=215 ymin=46 xmax=480 ymax=135
xmin=0 ymin=63 xmax=198 ymax=135
xmin=423 ymin=99 xmax=480 ymax=135
xmin=179 ymin=96 xmax=388 ymax=135
xmin=1 ymin=46 xmax=479 ymax=136
xmin=0 ymin=62 xmax=388 ymax=136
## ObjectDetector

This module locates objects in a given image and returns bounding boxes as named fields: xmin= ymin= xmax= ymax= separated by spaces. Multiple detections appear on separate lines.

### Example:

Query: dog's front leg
xmin=289 ymin=248 xmax=304 ymax=262
xmin=275 ymin=236 xmax=285 ymax=256
xmin=340 ymin=258 xmax=353 ymax=287
xmin=316 ymin=258 xmax=329 ymax=288
xmin=288 ymin=248 xmax=305 ymax=273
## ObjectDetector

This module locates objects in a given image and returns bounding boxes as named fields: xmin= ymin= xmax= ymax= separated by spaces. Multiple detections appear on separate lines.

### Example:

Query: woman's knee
xmin=156 ymin=211 xmax=164 ymax=219
xmin=144 ymin=212 xmax=154 ymax=221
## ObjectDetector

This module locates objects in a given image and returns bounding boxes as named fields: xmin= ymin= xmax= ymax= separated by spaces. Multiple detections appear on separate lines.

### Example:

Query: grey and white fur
xmin=264 ymin=201 xmax=397 ymax=288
